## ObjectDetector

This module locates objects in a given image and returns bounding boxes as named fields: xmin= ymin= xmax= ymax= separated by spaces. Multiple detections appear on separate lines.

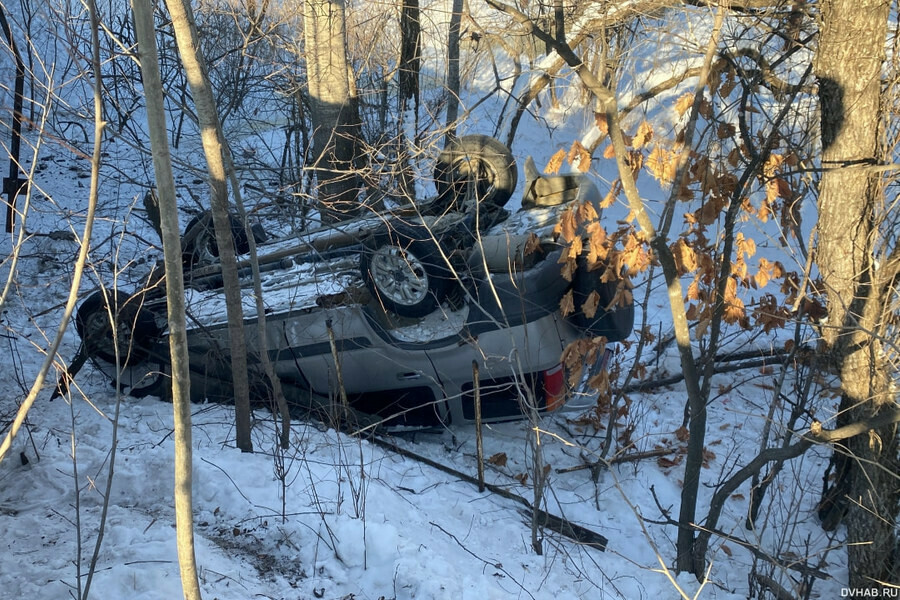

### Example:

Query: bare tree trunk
xmin=164 ymin=0 xmax=254 ymax=452
xmin=399 ymin=0 xmax=420 ymax=112
xmin=815 ymin=0 xmax=899 ymax=587
xmin=304 ymin=0 xmax=361 ymax=223
xmin=131 ymin=1 xmax=203 ymax=598
xmin=220 ymin=147 xmax=292 ymax=449
xmin=667 ymin=10 xmax=726 ymax=576
xmin=397 ymin=0 xmax=420 ymax=201
xmin=444 ymin=0 xmax=463 ymax=137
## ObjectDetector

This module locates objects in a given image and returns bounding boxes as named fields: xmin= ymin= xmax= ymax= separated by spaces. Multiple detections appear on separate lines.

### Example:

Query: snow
xmin=388 ymin=304 xmax=469 ymax=343
xmin=0 ymin=338 xmax=847 ymax=599
xmin=183 ymin=261 xmax=359 ymax=328
xmin=0 ymin=3 xmax=858 ymax=600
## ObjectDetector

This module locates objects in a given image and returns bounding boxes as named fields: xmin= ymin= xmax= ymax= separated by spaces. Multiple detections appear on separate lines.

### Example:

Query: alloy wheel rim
xmin=370 ymin=246 xmax=429 ymax=306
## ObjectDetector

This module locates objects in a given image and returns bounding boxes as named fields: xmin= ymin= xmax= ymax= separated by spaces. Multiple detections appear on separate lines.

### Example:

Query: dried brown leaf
xmin=763 ymin=153 xmax=784 ymax=177
xmin=600 ymin=185 xmax=617 ymax=209
xmin=758 ymin=198 xmax=773 ymax=223
xmin=594 ymin=112 xmax=609 ymax=136
xmin=545 ymin=149 xmax=566 ymax=175
xmin=633 ymin=121 xmax=654 ymax=149
xmin=658 ymin=454 xmax=683 ymax=469
xmin=586 ymin=367 xmax=609 ymax=392
xmin=560 ymin=289 xmax=575 ymax=317
xmin=723 ymin=277 xmax=746 ymax=323
xmin=736 ymin=233 xmax=756 ymax=259
xmin=674 ymin=92 xmax=694 ymax=117
xmin=577 ymin=200 xmax=599 ymax=224
xmin=585 ymin=222 xmax=609 ymax=264
xmin=645 ymin=145 xmax=668 ymax=181
xmin=566 ymin=236 xmax=583 ymax=260
xmin=695 ymin=196 xmax=726 ymax=225
xmin=524 ymin=232 xmax=542 ymax=256
xmin=556 ymin=208 xmax=577 ymax=243
xmin=773 ymin=177 xmax=792 ymax=200
xmin=672 ymin=238 xmax=698 ymax=274
xmin=561 ymin=257 xmax=577 ymax=281
xmin=716 ymin=123 xmax=736 ymax=139
xmin=567 ymin=140 xmax=591 ymax=172
xmin=582 ymin=290 xmax=601 ymax=319
xmin=645 ymin=145 xmax=679 ymax=183
xmin=488 ymin=452 xmax=508 ymax=467
xmin=618 ymin=233 xmax=652 ymax=273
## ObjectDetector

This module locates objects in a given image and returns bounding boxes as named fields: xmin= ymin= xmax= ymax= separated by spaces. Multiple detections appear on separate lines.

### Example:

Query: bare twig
xmin=556 ymin=447 xmax=676 ymax=475
xmin=429 ymin=521 xmax=536 ymax=600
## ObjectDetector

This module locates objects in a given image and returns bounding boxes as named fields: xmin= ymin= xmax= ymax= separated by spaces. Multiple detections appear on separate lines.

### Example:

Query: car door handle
xmin=397 ymin=372 xmax=422 ymax=381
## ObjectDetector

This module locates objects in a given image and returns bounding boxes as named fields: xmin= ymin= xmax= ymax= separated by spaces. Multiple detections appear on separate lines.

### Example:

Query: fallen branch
xmin=374 ymin=434 xmax=608 ymax=551
xmin=517 ymin=508 xmax=608 ymax=551
xmin=556 ymin=447 xmax=676 ymax=475
xmin=752 ymin=573 xmax=800 ymax=600
xmin=620 ymin=346 xmax=811 ymax=394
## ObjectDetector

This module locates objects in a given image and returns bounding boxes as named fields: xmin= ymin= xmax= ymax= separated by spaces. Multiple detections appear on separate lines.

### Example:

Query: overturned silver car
xmin=74 ymin=137 xmax=634 ymax=426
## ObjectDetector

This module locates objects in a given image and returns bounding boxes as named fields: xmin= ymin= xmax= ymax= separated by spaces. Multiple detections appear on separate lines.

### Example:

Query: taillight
xmin=543 ymin=363 xmax=565 ymax=411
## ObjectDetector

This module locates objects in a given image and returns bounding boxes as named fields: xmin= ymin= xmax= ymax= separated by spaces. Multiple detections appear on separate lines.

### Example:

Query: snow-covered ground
xmin=0 ymin=347 xmax=844 ymax=600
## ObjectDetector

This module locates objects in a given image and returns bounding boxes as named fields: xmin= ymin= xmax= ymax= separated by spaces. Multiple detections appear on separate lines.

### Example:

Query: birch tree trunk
xmin=131 ymin=1 xmax=203 ymax=598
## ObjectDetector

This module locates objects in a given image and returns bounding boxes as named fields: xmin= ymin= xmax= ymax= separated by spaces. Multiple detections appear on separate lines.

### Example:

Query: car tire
xmin=182 ymin=210 xmax=265 ymax=266
xmin=75 ymin=290 xmax=161 ymax=367
xmin=360 ymin=222 xmax=454 ymax=318
xmin=570 ymin=256 xmax=634 ymax=343
xmin=434 ymin=135 xmax=518 ymax=211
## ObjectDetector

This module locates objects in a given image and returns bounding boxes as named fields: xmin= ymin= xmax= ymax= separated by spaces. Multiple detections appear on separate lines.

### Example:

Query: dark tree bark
xmin=399 ymin=0 xmax=420 ymax=110
xmin=444 ymin=0 xmax=463 ymax=137
xmin=397 ymin=0 xmax=421 ymax=201
xmin=815 ymin=0 xmax=899 ymax=588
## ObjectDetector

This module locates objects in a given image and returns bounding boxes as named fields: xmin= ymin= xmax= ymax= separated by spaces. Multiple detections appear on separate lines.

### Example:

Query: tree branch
xmin=692 ymin=403 xmax=900 ymax=573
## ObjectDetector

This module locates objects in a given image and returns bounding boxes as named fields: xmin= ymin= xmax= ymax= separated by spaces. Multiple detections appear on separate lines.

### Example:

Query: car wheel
xmin=570 ymin=256 xmax=635 ymax=343
xmin=75 ymin=290 xmax=161 ymax=367
xmin=434 ymin=135 xmax=518 ymax=211
xmin=182 ymin=210 xmax=264 ymax=266
xmin=360 ymin=223 xmax=453 ymax=318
